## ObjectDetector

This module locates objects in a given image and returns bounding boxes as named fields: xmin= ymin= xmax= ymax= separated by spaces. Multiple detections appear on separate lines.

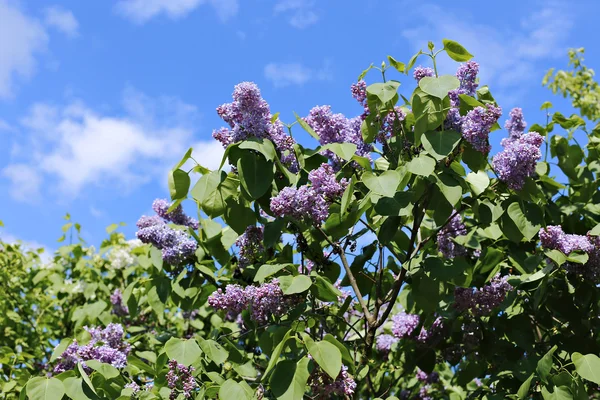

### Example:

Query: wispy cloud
xmin=0 ymin=0 xmax=48 ymax=98
xmin=400 ymin=1 xmax=573 ymax=96
xmin=44 ymin=6 xmax=79 ymax=37
xmin=274 ymin=0 xmax=319 ymax=29
xmin=115 ymin=0 xmax=239 ymax=24
xmin=2 ymin=88 xmax=223 ymax=201
xmin=264 ymin=60 xmax=332 ymax=87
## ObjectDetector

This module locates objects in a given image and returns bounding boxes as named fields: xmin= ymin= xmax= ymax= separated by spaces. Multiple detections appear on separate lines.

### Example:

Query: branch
xmin=315 ymin=225 xmax=375 ymax=325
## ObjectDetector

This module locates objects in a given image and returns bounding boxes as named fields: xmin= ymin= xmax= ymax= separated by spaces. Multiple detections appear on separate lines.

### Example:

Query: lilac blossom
xmin=270 ymin=186 xmax=330 ymax=224
xmin=308 ymin=364 xmax=356 ymax=399
xmin=270 ymin=163 xmax=348 ymax=224
xmin=539 ymin=225 xmax=600 ymax=281
xmin=446 ymin=61 xmax=480 ymax=131
xmin=453 ymin=273 xmax=513 ymax=316
xmin=417 ymin=316 xmax=444 ymax=345
xmin=125 ymin=382 xmax=140 ymax=395
xmin=351 ymin=80 xmax=368 ymax=117
xmin=152 ymin=199 xmax=199 ymax=229
xmin=136 ymin=203 xmax=198 ymax=267
xmin=413 ymin=66 xmax=435 ymax=82
xmin=304 ymin=105 xmax=372 ymax=167
xmin=235 ymin=226 xmax=264 ymax=268
xmin=166 ymin=360 xmax=197 ymax=400
xmin=392 ymin=312 xmax=420 ymax=338
xmin=110 ymin=289 xmax=129 ymax=317
xmin=53 ymin=324 xmax=130 ymax=374
xmin=379 ymin=106 xmax=406 ymax=143
xmin=437 ymin=213 xmax=467 ymax=258
xmin=213 ymin=82 xmax=298 ymax=171
xmin=505 ymin=107 xmax=527 ymax=139
xmin=493 ymin=131 xmax=543 ymax=190
xmin=461 ymin=104 xmax=502 ymax=153
xmin=376 ymin=334 xmax=398 ymax=353
xmin=208 ymin=280 xmax=299 ymax=323
xmin=416 ymin=368 xmax=440 ymax=384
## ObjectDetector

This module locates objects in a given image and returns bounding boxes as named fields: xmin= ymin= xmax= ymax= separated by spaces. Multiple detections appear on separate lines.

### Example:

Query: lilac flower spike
xmin=493 ymin=131 xmax=543 ymax=190
xmin=437 ymin=213 xmax=467 ymax=259
xmin=392 ymin=312 xmax=420 ymax=338
xmin=461 ymin=104 xmax=502 ymax=153
xmin=453 ymin=273 xmax=513 ymax=316
xmin=413 ymin=66 xmax=435 ymax=82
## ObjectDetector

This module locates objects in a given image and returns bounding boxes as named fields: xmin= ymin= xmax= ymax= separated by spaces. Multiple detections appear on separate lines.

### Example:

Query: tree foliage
xmin=3 ymin=41 xmax=600 ymax=399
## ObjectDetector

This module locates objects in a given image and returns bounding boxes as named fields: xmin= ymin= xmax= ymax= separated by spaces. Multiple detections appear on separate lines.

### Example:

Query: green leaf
xmin=419 ymin=75 xmax=460 ymax=99
xmin=239 ymin=138 xmax=277 ymax=161
xmin=85 ymin=360 xmax=119 ymax=379
xmin=358 ymin=64 xmax=373 ymax=81
xmin=443 ymin=39 xmax=474 ymax=62
xmin=237 ymin=152 xmax=273 ymax=199
xmin=294 ymin=112 xmax=320 ymax=141
xmin=321 ymin=143 xmax=357 ymax=161
xmin=164 ymin=338 xmax=202 ymax=366
xmin=374 ymin=192 xmax=413 ymax=216
xmin=50 ymin=338 xmax=72 ymax=363
xmin=323 ymin=334 xmax=353 ymax=367
xmin=312 ymin=275 xmax=342 ymax=302
xmin=566 ymin=251 xmax=588 ymax=264
xmin=408 ymin=154 xmax=436 ymax=176
xmin=366 ymin=81 xmax=400 ymax=104
xmin=362 ymin=170 xmax=401 ymax=197
xmin=466 ymin=171 xmax=490 ymax=196
xmin=219 ymin=380 xmax=250 ymax=400
xmin=517 ymin=373 xmax=535 ymax=399
xmin=168 ymin=169 xmax=191 ymax=200
xmin=279 ymin=275 xmax=312 ymax=295
xmin=507 ymin=202 xmax=542 ymax=241
xmin=264 ymin=329 xmax=293 ymax=378
xmin=199 ymin=339 xmax=228 ymax=364
xmin=589 ymin=224 xmax=600 ymax=236
xmin=422 ymin=130 xmax=461 ymax=160
xmin=387 ymin=56 xmax=405 ymax=73
xmin=77 ymin=363 xmax=96 ymax=395
xmin=572 ymin=352 xmax=600 ymax=385
xmin=270 ymin=358 xmax=310 ymax=400
xmin=63 ymin=377 xmax=93 ymax=400
xmin=26 ymin=377 xmax=65 ymax=400
xmin=301 ymin=333 xmax=342 ymax=379
xmin=540 ymin=101 xmax=553 ymax=110
xmin=537 ymin=345 xmax=558 ymax=383
xmin=340 ymin=177 xmax=354 ymax=215
xmin=254 ymin=264 xmax=291 ymax=283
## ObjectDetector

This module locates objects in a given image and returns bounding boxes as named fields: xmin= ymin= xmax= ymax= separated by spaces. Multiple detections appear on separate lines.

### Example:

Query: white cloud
xmin=400 ymin=2 xmax=573 ymax=92
xmin=2 ymin=163 xmax=42 ymax=201
xmin=0 ymin=0 xmax=48 ymax=98
xmin=2 ymin=88 xmax=220 ymax=201
xmin=264 ymin=61 xmax=332 ymax=88
xmin=44 ymin=6 xmax=79 ymax=37
xmin=274 ymin=0 xmax=319 ymax=29
xmin=115 ymin=0 xmax=239 ymax=24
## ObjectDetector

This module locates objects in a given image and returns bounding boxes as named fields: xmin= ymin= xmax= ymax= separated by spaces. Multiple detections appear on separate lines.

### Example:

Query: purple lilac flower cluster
xmin=391 ymin=312 xmax=420 ymax=338
xmin=454 ymin=273 xmax=513 ymax=316
xmin=350 ymin=80 xmax=368 ymax=117
xmin=392 ymin=312 xmax=445 ymax=345
xmin=539 ymin=225 xmax=600 ymax=281
xmin=136 ymin=199 xmax=198 ymax=267
xmin=270 ymin=163 xmax=348 ymax=224
xmin=375 ymin=334 xmax=399 ymax=354
xmin=446 ymin=61 xmax=480 ymax=131
xmin=308 ymin=364 xmax=356 ymax=399
xmin=416 ymin=368 xmax=440 ymax=384
xmin=413 ymin=66 xmax=435 ymax=82
xmin=437 ymin=213 xmax=467 ymax=258
xmin=379 ymin=106 xmax=407 ymax=143
xmin=125 ymin=382 xmax=140 ymax=395
xmin=213 ymin=82 xmax=298 ymax=171
xmin=152 ymin=199 xmax=199 ymax=229
xmin=492 ymin=108 xmax=543 ymax=190
xmin=166 ymin=360 xmax=197 ymax=400
xmin=460 ymin=104 xmax=502 ymax=153
xmin=235 ymin=225 xmax=264 ymax=268
xmin=54 ymin=323 xmax=130 ymax=374
xmin=110 ymin=289 xmax=129 ymax=317
xmin=207 ymin=280 xmax=299 ymax=323
xmin=492 ymin=131 xmax=543 ymax=190
xmin=504 ymin=107 xmax=527 ymax=139
xmin=304 ymin=105 xmax=371 ymax=167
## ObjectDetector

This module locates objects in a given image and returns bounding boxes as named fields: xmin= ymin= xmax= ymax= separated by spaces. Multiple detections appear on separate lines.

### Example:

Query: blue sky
xmin=0 ymin=0 xmax=598 ymax=252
